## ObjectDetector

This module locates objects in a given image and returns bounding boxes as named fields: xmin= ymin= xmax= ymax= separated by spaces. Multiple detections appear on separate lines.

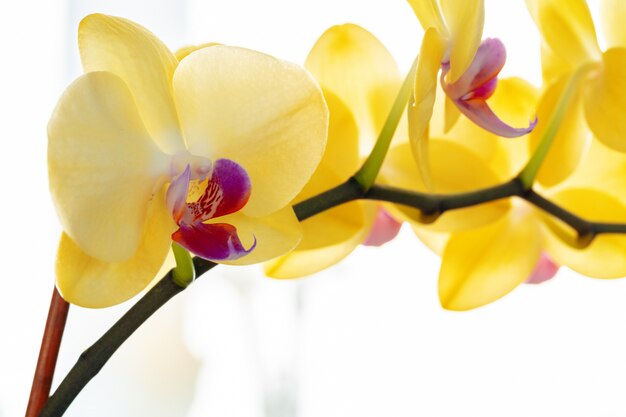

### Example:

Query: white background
xmin=4 ymin=1 xmax=626 ymax=416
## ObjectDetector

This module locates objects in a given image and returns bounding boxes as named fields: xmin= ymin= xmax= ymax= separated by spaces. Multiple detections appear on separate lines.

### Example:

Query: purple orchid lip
xmin=167 ymin=158 xmax=255 ymax=261
xmin=442 ymin=38 xmax=537 ymax=138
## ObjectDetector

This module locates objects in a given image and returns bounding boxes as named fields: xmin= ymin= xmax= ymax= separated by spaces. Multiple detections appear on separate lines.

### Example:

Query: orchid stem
xmin=171 ymin=243 xmax=196 ymax=287
xmin=39 ymin=174 xmax=626 ymax=416
xmin=353 ymin=56 xmax=418 ymax=190
xmin=25 ymin=286 xmax=69 ymax=417
xmin=38 ymin=258 xmax=216 ymax=417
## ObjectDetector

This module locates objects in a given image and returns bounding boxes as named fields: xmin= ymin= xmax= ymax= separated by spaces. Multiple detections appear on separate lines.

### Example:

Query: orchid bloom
xmin=386 ymin=77 xmax=626 ymax=310
xmin=264 ymin=24 xmax=403 ymax=278
xmin=525 ymin=0 xmax=626 ymax=186
xmin=48 ymin=14 xmax=328 ymax=307
xmin=407 ymin=0 xmax=536 ymax=169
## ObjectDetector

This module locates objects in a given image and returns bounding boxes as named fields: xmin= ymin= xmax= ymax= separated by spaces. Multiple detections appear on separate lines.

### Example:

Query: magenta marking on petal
xmin=525 ymin=253 xmax=559 ymax=284
xmin=172 ymin=222 xmax=256 ymax=261
xmin=187 ymin=158 xmax=251 ymax=224
xmin=462 ymin=77 xmax=498 ymax=101
xmin=456 ymin=97 xmax=538 ymax=138
xmin=363 ymin=208 xmax=403 ymax=247
xmin=166 ymin=165 xmax=191 ymax=224
xmin=445 ymin=38 xmax=506 ymax=100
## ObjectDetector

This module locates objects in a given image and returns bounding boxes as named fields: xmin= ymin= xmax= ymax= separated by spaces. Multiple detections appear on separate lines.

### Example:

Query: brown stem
xmin=25 ymin=287 xmax=70 ymax=417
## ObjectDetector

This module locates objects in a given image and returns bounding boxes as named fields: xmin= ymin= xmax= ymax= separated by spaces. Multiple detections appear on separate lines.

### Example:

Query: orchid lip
xmin=441 ymin=37 xmax=537 ymax=137
xmin=167 ymin=158 xmax=255 ymax=261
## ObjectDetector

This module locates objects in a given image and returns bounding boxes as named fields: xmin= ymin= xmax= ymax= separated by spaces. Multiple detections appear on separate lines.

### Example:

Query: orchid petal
xmin=265 ymin=203 xmax=376 ymax=278
xmin=174 ymin=43 xmax=219 ymax=61
xmin=530 ymin=72 xmax=588 ymax=186
xmin=56 ymin=188 xmax=175 ymax=308
xmin=79 ymin=14 xmax=184 ymax=154
xmin=313 ymin=90 xmax=360 ymax=179
xmin=412 ymin=227 xmax=450 ymax=256
xmin=439 ymin=208 xmax=542 ymax=311
xmin=454 ymin=96 xmax=537 ymax=138
xmin=583 ymin=48 xmax=626 ymax=153
xmin=166 ymin=165 xmax=191 ymax=224
xmin=263 ymin=90 xmax=370 ymax=278
xmin=173 ymin=45 xmax=328 ymax=218
xmin=541 ymin=42 xmax=573 ymax=83
xmin=216 ymin=207 xmax=303 ymax=266
xmin=525 ymin=252 xmax=559 ymax=284
xmin=411 ymin=27 xmax=446 ymax=184
xmin=48 ymin=71 xmax=169 ymax=262
xmin=363 ymin=208 xmax=402 ymax=246
xmin=564 ymin=139 xmax=626 ymax=203
xmin=173 ymin=222 xmax=254 ymax=262
xmin=407 ymin=0 xmax=447 ymax=35
xmin=525 ymin=0 xmax=601 ymax=67
xmin=543 ymin=188 xmax=626 ymax=278
xmin=601 ymin=0 xmax=626 ymax=49
xmin=440 ymin=0 xmax=485 ymax=82
xmin=443 ymin=94 xmax=461 ymax=132
xmin=305 ymin=24 xmax=402 ymax=153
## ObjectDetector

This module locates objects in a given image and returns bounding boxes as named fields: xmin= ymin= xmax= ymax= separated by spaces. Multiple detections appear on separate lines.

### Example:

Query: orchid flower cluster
xmin=48 ymin=0 xmax=626 ymax=317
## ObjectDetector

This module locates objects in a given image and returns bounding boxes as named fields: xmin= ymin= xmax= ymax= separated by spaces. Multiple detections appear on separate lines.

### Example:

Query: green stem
xmin=171 ymin=243 xmax=195 ymax=287
xmin=518 ymin=66 xmax=589 ymax=188
xmin=39 ymin=258 xmax=216 ymax=417
xmin=41 ymin=175 xmax=626 ymax=415
xmin=353 ymin=57 xmax=418 ymax=190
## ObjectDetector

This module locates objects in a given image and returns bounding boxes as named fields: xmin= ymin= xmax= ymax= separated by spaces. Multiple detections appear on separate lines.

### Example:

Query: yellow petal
xmin=56 ymin=188 xmax=175 ymax=308
xmin=525 ymin=0 xmax=601 ymax=67
xmin=174 ymin=43 xmax=219 ymax=61
xmin=310 ymin=89 xmax=360 ymax=181
xmin=173 ymin=45 xmax=328 ymax=218
xmin=439 ymin=208 xmax=542 ymax=311
xmin=263 ymin=91 xmax=366 ymax=278
xmin=48 ymin=71 xmax=169 ymax=262
xmin=410 ymin=27 xmax=446 ymax=183
xmin=265 ymin=202 xmax=375 ymax=278
xmin=215 ymin=207 xmax=303 ymax=266
xmin=543 ymin=188 xmax=626 ymax=278
xmin=443 ymin=94 xmax=461 ymax=132
xmin=412 ymin=226 xmax=450 ymax=255
xmin=530 ymin=72 xmax=589 ymax=187
xmin=483 ymin=77 xmax=537 ymax=174
xmin=79 ymin=14 xmax=184 ymax=154
xmin=305 ymin=24 xmax=401 ymax=154
xmin=384 ymin=141 xmax=509 ymax=232
xmin=601 ymin=0 xmax=626 ymax=49
xmin=541 ymin=41 xmax=574 ymax=83
xmin=407 ymin=0 xmax=447 ymax=34
xmin=583 ymin=48 xmax=626 ymax=152
xmin=444 ymin=77 xmax=537 ymax=176
xmin=440 ymin=0 xmax=485 ymax=82
xmin=564 ymin=139 xmax=626 ymax=203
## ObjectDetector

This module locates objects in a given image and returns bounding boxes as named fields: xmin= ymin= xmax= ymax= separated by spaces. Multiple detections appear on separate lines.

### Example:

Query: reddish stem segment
xmin=25 ymin=287 xmax=70 ymax=417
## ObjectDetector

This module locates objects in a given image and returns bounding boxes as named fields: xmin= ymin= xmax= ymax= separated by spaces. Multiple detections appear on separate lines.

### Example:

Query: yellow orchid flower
xmin=386 ymin=77 xmax=626 ymax=310
xmin=48 ymin=14 xmax=328 ymax=308
xmin=407 ymin=0 xmax=536 ymax=153
xmin=264 ymin=24 xmax=404 ymax=278
xmin=526 ymin=0 xmax=626 ymax=186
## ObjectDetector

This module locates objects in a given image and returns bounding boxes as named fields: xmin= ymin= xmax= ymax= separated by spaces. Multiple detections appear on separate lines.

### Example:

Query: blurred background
xmin=4 ymin=0 xmax=626 ymax=416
